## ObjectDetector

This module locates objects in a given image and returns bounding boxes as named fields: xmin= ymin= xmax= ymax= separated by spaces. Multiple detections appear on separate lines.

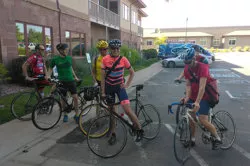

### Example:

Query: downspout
xmin=56 ymin=0 xmax=62 ymax=43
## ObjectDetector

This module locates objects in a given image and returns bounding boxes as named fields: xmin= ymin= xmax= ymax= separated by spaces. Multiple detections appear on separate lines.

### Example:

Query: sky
xmin=141 ymin=0 xmax=250 ymax=28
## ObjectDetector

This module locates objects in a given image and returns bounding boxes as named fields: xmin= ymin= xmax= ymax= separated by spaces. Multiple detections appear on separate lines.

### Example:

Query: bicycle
xmin=168 ymin=102 xmax=236 ymax=164
xmin=31 ymin=78 xmax=94 ymax=130
xmin=10 ymin=78 xmax=47 ymax=121
xmin=86 ymin=84 xmax=161 ymax=158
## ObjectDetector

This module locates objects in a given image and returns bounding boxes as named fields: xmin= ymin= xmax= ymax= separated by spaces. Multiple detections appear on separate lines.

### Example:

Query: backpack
xmin=188 ymin=66 xmax=219 ymax=108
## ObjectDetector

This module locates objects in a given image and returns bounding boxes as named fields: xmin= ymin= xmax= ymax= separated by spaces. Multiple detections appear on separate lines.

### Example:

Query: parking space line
xmin=233 ymin=144 xmax=250 ymax=160
xmin=225 ymin=90 xmax=239 ymax=99
xmin=164 ymin=124 xmax=209 ymax=166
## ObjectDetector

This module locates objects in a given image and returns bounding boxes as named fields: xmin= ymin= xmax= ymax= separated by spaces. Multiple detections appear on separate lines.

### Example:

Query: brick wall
xmin=0 ymin=0 xmax=91 ymax=67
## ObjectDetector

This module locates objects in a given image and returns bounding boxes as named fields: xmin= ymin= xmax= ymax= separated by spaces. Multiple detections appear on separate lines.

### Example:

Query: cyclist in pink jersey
xmin=101 ymin=39 xmax=143 ymax=145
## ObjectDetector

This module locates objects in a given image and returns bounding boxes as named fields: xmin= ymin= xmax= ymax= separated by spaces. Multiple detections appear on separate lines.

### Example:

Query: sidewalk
xmin=0 ymin=62 xmax=163 ymax=166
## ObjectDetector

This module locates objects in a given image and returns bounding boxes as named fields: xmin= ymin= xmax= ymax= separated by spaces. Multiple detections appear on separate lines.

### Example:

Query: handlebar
xmin=168 ymin=102 xmax=194 ymax=114
xmin=174 ymin=79 xmax=186 ymax=84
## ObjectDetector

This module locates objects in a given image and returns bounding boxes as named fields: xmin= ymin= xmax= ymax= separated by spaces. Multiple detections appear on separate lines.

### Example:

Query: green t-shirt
xmin=50 ymin=55 xmax=74 ymax=81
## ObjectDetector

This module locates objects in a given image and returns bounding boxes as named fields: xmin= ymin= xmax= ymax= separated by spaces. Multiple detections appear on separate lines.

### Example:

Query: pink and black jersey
xmin=102 ymin=55 xmax=131 ymax=85
xmin=26 ymin=53 xmax=45 ymax=78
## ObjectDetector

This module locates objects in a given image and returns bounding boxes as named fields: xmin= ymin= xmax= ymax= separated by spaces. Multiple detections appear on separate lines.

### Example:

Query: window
xmin=146 ymin=40 xmax=153 ymax=45
xmin=229 ymin=38 xmax=236 ymax=46
xmin=200 ymin=38 xmax=207 ymax=46
xmin=132 ymin=10 xmax=137 ymax=24
xmin=213 ymin=39 xmax=220 ymax=46
xmin=122 ymin=3 xmax=129 ymax=20
xmin=65 ymin=31 xmax=85 ymax=56
xmin=15 ymin=22 xmax=52 ymax=56
xmin=178 ymin=38 xmax=185 ymax=43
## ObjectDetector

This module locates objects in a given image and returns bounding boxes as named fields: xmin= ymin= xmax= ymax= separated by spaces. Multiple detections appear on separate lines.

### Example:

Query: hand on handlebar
xmin=180 ymin=97 xmax=189 ymax=104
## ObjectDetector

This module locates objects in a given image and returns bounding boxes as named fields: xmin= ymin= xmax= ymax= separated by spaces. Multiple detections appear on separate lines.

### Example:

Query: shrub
xmin=229 ymin=47 xmax=233 ymax=52
xmin=18 ymin=47 xmax=26 ymax=56
xmin=10 ymin=56 xmax=28 ymax=84
xmin=142 ymin=49 xmax=157 ymax=59
xmin=0 ymin=63 xmax=11 ymax=83
xmin=235 ymin=46 xmax=242 ymax=52
xmin=243 ymin=46 xmax=250 ymax=52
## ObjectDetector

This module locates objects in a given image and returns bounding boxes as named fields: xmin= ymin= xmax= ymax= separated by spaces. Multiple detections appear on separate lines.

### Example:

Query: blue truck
xmin=158 ymin=43 xmax=215 ymax=61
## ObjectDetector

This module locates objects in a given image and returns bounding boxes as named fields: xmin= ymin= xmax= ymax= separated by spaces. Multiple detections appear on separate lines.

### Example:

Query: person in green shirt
xmin=47 ymin=43 xmax=80 ymax=123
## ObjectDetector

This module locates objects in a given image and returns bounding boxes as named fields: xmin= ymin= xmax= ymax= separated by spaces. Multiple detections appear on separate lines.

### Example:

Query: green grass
xmin=0 ymin=58 xmax=158 ymax=125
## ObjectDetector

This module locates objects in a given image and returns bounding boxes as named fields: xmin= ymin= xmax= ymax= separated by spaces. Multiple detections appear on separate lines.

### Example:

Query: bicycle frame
xmin=100 ymin=87 xmax=144 ymax=131
xmin=168 ymin=102 xmax=227 ymax=134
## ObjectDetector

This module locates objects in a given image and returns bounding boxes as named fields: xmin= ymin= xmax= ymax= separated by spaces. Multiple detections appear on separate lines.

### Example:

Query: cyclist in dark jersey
xmin=101 ymin=39 xmax=144 ymax=145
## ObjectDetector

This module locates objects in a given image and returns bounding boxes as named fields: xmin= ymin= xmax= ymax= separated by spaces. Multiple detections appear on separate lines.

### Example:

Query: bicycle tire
xmin=174 ymin=118 xmax=191 ymax=164
xmin=11 ymin=92 xmax=38 ymax=121
xmin=79 ymin=103 xmax=109 ymax=137
xmin=212 ymin=110 xmax=236 ymax=150
xmin=137 ymin=104 xmax=161 ymax=140
xmin=87 ymin=115 xmax=127 ymax=158
xmin=32 ymin=97 xmax=62 ymax=130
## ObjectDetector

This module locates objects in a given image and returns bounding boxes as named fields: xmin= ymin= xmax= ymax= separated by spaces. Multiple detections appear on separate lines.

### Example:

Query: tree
xmin=154 ymin=35 xmax=168 ymax=45
xmin=28 ymin=29 xmax=43 ymax=44
xmin=16 ymin=26 xmax=24 ymax=42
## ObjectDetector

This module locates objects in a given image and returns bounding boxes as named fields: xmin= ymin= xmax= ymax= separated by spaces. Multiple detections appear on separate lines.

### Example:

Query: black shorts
xmin=60 ymin=81 xmax=77 ymax=96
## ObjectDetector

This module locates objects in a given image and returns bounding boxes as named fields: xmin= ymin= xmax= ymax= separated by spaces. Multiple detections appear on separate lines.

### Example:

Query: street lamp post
xmin=185 ymin=17 xmax=188 ymax=43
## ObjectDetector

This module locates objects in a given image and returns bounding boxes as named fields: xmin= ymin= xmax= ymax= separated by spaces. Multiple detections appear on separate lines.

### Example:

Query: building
xmin=142 ymin=26 xmax=250 ymax=50
xmin=0 ymin=0 xmax=148 ymax=66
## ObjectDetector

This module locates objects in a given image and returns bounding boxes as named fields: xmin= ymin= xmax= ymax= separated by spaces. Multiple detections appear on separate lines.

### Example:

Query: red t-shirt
xmin=26 ymin=53 xmax=45 ymax=77
xmin=102 ymin=55 xmax=131 ymax=85
xmin=184 ymin=62 xmax=212 ymax=101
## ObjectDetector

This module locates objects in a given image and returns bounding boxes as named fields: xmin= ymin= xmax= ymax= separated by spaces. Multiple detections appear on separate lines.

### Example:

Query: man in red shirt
xmin=182 ymin=48 xmax=222 ymax=150
xmin=22 ymin=44 xmax=50 ymax=98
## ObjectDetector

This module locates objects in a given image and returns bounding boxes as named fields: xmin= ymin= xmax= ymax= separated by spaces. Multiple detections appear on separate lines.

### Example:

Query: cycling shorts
xmin=105 ymin=84 xmax=129 ymax=105
xmin=60 ymin=81 xmax=77 ymax=96
xmin=188 ymin=99 xmax=210 ymax=115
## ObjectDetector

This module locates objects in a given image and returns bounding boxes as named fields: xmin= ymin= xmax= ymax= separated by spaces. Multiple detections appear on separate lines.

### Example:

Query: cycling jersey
xmin=50 ymin=55 xmax=74 ymax=82
xmin=92 ymin=55 xmax=104 ymax=82
xmin=26 ymin=53 xmax=45 ymax=78
xmin=102 ymin=55 xmax=131 ymax=86
xmin=184 ymin=62 xmax=213 ymax=101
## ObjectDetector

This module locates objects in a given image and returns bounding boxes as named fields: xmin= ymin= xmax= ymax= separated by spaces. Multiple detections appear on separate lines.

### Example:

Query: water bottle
xmin=121 ymin=112 xmax=132 ymax=125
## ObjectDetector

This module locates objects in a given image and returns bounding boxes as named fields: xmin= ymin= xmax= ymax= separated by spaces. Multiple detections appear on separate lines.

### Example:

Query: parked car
xmin=162 ymin=48 xmax=188 ymax=68
xmin=28 ymin=43 xmax=36 ymax=50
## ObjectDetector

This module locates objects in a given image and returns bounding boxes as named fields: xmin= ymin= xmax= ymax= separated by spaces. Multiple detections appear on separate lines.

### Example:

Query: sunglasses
xmin=100 ymin=48 xmax=108 ymax=51
xmin=39 ymin=48 xmax=45 ymax=51
xmin=110 ymin=47 xmax=120 ymax=50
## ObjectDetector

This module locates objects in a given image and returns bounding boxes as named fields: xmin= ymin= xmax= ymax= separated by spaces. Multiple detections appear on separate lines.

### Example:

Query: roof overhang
xmin=138 ymin=9 xmax=148 ymax=17
xmin=223 ymin=30 xmax=250 ymax=36
xmin=130 ymin=0 xmax=147 ymax=8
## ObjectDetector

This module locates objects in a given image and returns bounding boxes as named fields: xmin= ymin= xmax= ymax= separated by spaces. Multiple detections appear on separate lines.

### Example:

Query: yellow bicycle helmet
xmin=96 ymin=40 xmax=108 ymax=49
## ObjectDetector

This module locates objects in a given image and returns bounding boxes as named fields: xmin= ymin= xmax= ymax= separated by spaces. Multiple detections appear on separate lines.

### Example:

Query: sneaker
xmin=74 ymin=115 xmax=79 ymax=124
xmin=135 ymin=129 xmax=144 ymax=142
xmin=212 ymin=139 xmax=222 ymax=150
xmin=108 ymin=133 xmax=117 ymax=145
xmin=63 ymin=115 xmax=69 ymax=122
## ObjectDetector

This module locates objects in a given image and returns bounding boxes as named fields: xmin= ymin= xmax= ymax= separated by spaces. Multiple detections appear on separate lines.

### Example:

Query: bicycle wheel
xmin=11 ymin=92 xmax=38 ymax=121
xmin=174 ymin=118 xmax=191 ymax=164
xmin=212 ymin=110 xmax=236 ymax=150
xmin=77 ymin=90 xmax=95 ymax=114
xmin=87 ymin=115 xmax=127 ymax=158
xmin=32 ymin=97 xmax=62 ymax=130
xmin=137 ymin=104 xmax=161 ymax=140
xmin=79 ymin=103 xmax=108 ymax=137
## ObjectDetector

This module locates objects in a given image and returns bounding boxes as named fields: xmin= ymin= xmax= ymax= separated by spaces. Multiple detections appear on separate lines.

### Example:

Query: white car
xmin=28 ymin=43 xmax=36 ymax=50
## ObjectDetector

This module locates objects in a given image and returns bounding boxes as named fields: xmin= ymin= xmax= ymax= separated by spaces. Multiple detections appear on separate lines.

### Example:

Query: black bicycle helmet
xmin=56 ymin=43 xmax=68 ymax=51
xmin=109 ymin=39 xmax=121 ymax=49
